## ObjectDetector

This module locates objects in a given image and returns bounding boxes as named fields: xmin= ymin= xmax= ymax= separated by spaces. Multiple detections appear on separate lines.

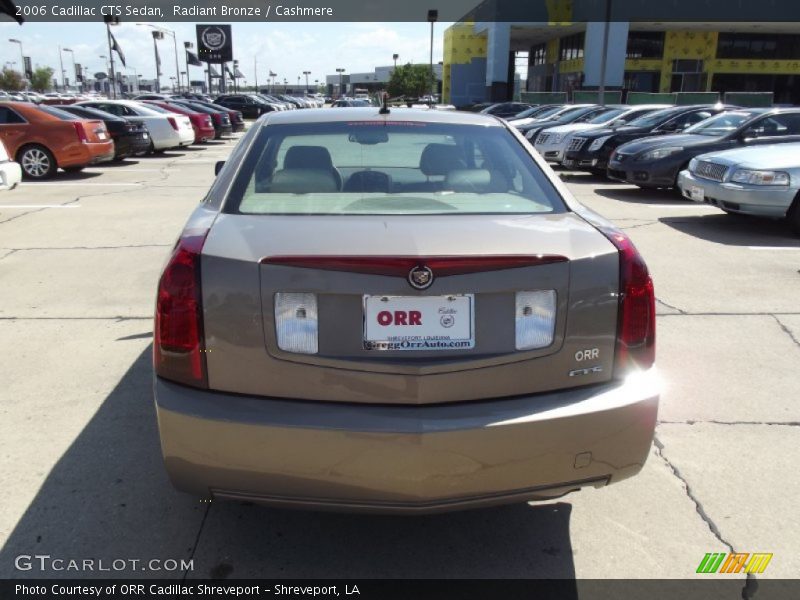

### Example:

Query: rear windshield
xmin=226 ymin=121 xmax=565 ymax=216
xmin=36 ymin=105 xmax=80 ymax=120
xmin=142 ymin=103 xmax=172 ymax=114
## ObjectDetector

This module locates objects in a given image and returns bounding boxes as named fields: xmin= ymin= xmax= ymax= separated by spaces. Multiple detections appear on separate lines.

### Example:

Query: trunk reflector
xmin=515 ymin=290 xmax=556 ymax=350
xmin=275 ymin=293 xmax=318 ymax=354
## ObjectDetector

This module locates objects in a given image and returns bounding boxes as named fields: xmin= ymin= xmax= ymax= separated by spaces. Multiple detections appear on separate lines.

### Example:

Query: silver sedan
xmin=678 ymin=142 xmax=800 ymax=234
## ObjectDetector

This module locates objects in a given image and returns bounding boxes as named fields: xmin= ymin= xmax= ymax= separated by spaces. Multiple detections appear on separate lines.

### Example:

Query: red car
xmin=141 ymin=100 xmax=215 ymax=144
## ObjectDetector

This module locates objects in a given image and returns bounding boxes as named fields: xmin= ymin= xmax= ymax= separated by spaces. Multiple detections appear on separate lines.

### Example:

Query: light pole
xmin=138 ymin=23 xmax=181 ymax=93
xmin=128 ymin=66 xmax=138 ymax=92
xmin=427 ymin=10 xmax=438 ymax=101
xmin=103 ymin=15 xmax=121 ymax=99
xmin=63 ymin=47 xmax=76 ymax=91
xmin=9 ymin=38 xmax=26 ymax=89
xmin=58 ymin=46 xmax=67 ymax=91
xmin=336 ymin=67 xmax=345 ymax=98
xmin=303 ymin=70 xmax=311 ymax=95
xmin=99 ymin=54 xmax=110 ymax=94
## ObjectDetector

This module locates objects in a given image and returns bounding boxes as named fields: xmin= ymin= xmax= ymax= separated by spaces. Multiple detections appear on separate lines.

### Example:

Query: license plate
xmin=687 ymin=185 xmax=705 ymax=201
xmin=363 ymin=295 xmax=474 ymax=351
xmin=98 ymin=132 xmax=107 ymax=140
xmin=562 ymin=159 xmax=576 ymax=168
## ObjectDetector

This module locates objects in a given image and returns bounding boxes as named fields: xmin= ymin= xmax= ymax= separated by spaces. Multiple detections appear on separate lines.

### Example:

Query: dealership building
xmin=443 ymin=21 xmax=800 ymax=107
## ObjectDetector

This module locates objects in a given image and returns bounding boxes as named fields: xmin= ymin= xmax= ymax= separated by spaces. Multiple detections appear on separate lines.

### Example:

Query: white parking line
xmin=83 ymin=168 xmax=166 ymax=172
xmin=747 ymin=246 xmax=800 ymax=251
xmin=0 ymin=204 xmax=81 ymax=208
xmin=19 ymin=183 xmax=141 ymax=187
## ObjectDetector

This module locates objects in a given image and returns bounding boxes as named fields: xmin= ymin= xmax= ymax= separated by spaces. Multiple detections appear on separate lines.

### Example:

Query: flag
xmin=234 ymin=68 xmax=245 ymax=78
xmin=225 ymin=63 xmax=235 ymax=78
xmin=186 ymin=50 xmax=202 ymax=67
xmin=110 ymin=31 xmax=126 ymax=67
xmin=208 ymin=64 xmax=219 ymax=77
xmin=269 ymin=71 xmax=276 ymax=77
xmin=154 ymin=43 xmax=161 ymax=70
xmin=0 ymin=0 xmax=23 ymax=23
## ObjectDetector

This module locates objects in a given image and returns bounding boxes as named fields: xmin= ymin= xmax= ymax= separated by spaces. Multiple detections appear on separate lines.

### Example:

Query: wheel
xmin=63 ymin=166 xmax=84 ymax=173
xmin=18 ymin=144 xmax=57 ymax=179
xmin=787 ymin=194 xmax=800 ymax=236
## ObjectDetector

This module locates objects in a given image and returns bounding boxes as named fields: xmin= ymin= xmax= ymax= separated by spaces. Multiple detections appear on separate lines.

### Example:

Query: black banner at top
xmin=7 ymin=0 xmax=800 ymax=22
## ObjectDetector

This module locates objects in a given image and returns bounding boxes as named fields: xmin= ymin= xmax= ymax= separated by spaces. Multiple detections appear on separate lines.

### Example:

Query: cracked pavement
xmin=0 ymin=143 xmax=798 ymax=581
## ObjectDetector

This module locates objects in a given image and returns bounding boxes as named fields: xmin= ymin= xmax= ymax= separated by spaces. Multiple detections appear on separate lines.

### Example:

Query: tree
xmin=0 ymin=68 xmax=25 ymax=91
xmin=387 ymin=63 xmax=434 ymax=99
xmin=30 ymin=67 xmax=54 ymax=93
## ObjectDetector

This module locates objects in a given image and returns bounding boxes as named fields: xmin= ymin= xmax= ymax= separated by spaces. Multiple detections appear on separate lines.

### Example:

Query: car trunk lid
xmin=199 ymin=212 xmax=620 ymax=405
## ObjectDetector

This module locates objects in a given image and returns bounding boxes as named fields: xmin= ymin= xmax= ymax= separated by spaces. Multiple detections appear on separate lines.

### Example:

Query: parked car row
xmin=133 ymin=92 xmax=324 ymax=119
xmin=511 ymin=102 xmax=800 ymax=233
xmin=0 ymin=97 xmax=245 ymax=180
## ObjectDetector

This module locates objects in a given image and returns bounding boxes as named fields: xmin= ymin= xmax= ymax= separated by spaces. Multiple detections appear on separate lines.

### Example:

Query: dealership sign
xmin=196 ymin=24 xmax=232 ymax=63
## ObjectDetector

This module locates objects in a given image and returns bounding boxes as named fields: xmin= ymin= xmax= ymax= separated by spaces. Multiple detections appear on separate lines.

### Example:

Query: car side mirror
xmin=742 ymin=127 xmax=763 ymax=140
xmin=214 ymin=161 xmax=225 ymax=176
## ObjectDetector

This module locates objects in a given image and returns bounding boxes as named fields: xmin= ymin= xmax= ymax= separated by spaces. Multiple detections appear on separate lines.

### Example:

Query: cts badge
xmin=569 ymin=366 xmax=603 ymax=377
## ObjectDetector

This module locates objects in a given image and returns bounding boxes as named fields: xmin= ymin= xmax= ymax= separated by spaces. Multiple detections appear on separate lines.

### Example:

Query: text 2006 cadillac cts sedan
xmin=154 ymin=108 xmax=659 ymax=514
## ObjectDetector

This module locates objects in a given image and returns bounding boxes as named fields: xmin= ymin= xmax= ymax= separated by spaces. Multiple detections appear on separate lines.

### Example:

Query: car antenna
xmin=379 ymin=92 xmax=390 ymax=115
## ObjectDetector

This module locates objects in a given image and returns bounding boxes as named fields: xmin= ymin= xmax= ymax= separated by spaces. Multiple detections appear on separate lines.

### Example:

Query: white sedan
xmin=534 ymin=104 xmax=670 ymax=164
xmin=75 ymin=99 xmax=194 ymax=152
xmin=0 ymin=139 xmax=22 ymax=192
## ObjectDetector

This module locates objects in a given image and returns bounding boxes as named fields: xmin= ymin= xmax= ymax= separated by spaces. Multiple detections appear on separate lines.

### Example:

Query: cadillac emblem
xmin=408 ymin=265 xmax=434 ymax=290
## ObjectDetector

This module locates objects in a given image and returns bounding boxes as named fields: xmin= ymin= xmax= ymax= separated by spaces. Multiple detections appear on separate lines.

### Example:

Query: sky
xmin=1 ymin=21 xmax=450 ymax=87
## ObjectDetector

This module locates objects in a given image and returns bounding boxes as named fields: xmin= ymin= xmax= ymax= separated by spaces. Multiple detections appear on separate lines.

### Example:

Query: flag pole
xmin=106 ymin=21 xmax=117 ymax=98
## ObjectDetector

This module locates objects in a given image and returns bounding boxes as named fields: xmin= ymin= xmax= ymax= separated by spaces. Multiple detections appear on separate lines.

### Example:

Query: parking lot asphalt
xmin=1 ymin=133 xmax=798 ymax=581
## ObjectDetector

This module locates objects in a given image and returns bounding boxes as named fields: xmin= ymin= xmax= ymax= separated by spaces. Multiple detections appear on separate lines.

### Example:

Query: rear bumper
xmin=194 ymin=126 xmax=216 ymax=143
xmin=0 ymin=160 xmax=22 ymax=190
xmin=215 ymin=124 xmax=233 ymax=137
xmin=113 ymin=132 xmax=151 ymax=157
xmin=155 ymin=370 xmax=660 ymax=514
xmin=60 ymin=142 xmax=115 ymax=167
xmin=677 ymin=170 xmax=796 ymax=218
xmin=231 ymin=121 xmax=246 ymax=132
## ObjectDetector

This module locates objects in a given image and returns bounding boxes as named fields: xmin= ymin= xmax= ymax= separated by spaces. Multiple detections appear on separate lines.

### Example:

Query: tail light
xmin=205 ymin=117 xmax=213 ymax=127
xmin=154 ymin=228 xmax=209 ymax=388
xmin=599 ymin=226 xmax=656 ymax=376
xmin=73 ymin=121 xmax=88 ymax=142
xmin=167 ymin=116 xmax=179 ymax=131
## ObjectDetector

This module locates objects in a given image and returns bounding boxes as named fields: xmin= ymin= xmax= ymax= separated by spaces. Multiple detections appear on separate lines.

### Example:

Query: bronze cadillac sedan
xmin=153 ymin=107 xmax=659 ymax=513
